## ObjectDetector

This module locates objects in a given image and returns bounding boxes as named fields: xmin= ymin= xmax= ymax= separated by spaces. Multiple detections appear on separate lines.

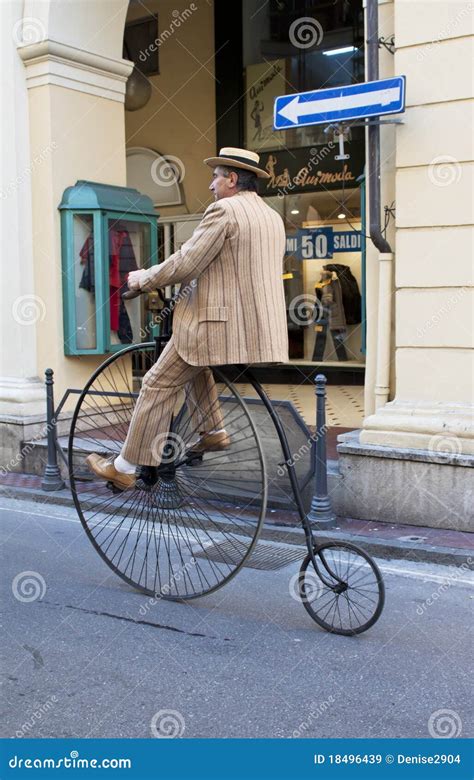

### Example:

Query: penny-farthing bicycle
xmin=68 ymin=289 xmax=384 ymax=635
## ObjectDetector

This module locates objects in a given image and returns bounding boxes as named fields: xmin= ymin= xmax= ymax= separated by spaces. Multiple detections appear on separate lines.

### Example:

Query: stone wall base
xmin=331 ymin=431 xmax=473 ymax=532
xmin=0 ymin=412 xmax=72 ymax=476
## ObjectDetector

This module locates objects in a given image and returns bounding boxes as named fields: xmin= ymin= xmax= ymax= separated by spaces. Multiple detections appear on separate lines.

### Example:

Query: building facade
xmin=1 ymin=0 xmax=472 ymax=529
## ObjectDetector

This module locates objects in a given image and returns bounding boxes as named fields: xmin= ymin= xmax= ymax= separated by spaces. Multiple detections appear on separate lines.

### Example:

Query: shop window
xmin=242 ymin=0 xmax=364 ymax=151
xmin=123 ymin=14 xmax=159 ymax=76
xmin=274 ymin=187 xmax=365 ymax=365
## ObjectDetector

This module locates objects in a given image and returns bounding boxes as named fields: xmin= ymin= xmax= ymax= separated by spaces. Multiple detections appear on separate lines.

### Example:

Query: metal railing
xmin=41 ymin=367 xmax=336 ymax=526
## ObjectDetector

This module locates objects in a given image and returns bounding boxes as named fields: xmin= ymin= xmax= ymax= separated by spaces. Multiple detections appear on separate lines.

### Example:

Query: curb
xmin=1 ymin=484 xmax=472 ymax=569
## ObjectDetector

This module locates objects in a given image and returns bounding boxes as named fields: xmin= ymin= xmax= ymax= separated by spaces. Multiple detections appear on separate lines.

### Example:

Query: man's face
xmin=209 ymin=166 xmax=238 ymax=200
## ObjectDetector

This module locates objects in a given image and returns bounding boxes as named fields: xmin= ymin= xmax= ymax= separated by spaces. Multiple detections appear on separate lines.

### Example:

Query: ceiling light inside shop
xmin=337 ymin=211 xmax=346 ymax=219
xmin=290 ymin=209 xmax=300 ymax=215
xmin=323 ymin=46 xmax=357 ymax=57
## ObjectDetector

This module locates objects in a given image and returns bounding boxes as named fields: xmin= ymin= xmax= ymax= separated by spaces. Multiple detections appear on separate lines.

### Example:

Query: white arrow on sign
xmin=278 ymin=86 xmax=401 ymax=124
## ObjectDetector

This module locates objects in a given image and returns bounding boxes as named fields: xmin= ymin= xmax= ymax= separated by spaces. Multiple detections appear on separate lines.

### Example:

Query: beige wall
xmin=28 ymin=84 xmax=129 ymax=405
xmin=125 ymin=0 xmax=216 ymax=217
xmin=393 ymin=0 xmax=474 ymax=409
xmin=362 ymin=0 xmax=474 ymax=453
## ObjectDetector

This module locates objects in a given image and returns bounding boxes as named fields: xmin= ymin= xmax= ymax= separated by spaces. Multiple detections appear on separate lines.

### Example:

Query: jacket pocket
xmin=198 ymin=306 xmax=228 ymax=322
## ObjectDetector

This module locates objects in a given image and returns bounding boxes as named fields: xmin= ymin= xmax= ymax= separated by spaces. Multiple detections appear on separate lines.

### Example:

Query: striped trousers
xmin=121 ymin=337 xmax=225 ymax=466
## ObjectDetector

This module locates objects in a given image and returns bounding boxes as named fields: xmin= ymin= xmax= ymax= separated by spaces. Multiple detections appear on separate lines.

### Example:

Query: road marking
xmin=0 ymin=505 xmax=81 ymax=524
xmin=1 ymin=504 xmax=472 ymax=586
xmin=379 ymin=563 xmax=473 ymax=587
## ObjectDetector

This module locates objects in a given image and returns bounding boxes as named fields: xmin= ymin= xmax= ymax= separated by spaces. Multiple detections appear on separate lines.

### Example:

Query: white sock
xmin=114 ymin=454 xmax=137 ymax=474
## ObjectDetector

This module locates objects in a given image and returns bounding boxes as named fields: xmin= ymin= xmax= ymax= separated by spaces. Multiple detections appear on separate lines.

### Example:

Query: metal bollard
xmin=309 ymin=374 xmax=336 ymax=527
xmin=41 ymin=368 xmax=65 ymax=491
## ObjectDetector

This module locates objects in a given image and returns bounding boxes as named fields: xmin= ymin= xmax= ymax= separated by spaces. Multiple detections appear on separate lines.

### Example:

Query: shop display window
xmin=268 ymin=189 xmax=365 ymax=365
xmin=60 ymin=181 xmax=159 ymax=355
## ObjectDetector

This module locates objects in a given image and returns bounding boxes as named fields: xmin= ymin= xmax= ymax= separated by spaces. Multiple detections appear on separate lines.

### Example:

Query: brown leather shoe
xmin=187 ymin=430 xmax=231 ymax=454
xmin=85 ymin=453 xmax=136 ymax=491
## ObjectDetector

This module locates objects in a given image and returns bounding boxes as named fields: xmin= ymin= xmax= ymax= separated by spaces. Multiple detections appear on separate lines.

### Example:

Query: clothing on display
xmin=79 ymin=224 xmax=139 ymax=344
xmin=312 ymin=270 xmax=348 ymax=362
xmin=323 ymin=263 xmax=361 ymax=325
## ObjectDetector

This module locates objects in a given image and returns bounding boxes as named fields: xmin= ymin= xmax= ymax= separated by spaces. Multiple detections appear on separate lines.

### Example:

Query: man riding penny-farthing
xmin=69 ymin=148 xmax=384 ymax=635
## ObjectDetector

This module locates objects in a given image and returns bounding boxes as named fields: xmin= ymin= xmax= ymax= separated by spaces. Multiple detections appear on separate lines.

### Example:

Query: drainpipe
xmin=366 ymin=0 xmax=394 ymax=409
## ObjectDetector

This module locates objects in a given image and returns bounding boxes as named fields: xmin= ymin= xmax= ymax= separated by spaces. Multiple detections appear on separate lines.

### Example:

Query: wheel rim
xmin=299 ymin=542 xmax=385 ymax=635
xmin=68 ymin=345 xmax=267 ymax=599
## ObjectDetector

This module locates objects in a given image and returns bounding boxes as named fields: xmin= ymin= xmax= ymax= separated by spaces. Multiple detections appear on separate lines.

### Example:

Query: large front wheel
xmin=68 ymin=343 xmax=267 ymax=599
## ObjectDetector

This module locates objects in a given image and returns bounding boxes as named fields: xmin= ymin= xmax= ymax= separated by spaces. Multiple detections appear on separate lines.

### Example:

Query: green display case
xmin=59 ymin=180 xmax=159 ymax=355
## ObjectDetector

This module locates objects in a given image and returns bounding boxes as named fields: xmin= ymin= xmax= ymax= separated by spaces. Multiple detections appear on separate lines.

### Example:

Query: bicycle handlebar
xmin=122 ymin=287 xmax=167 ymax=302
xmin=122 ymin=289 xmax=142 ymax=300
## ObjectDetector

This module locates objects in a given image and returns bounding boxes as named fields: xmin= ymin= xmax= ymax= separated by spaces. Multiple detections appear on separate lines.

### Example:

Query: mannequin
xmin=312 ymin=269 xmax=348 ymax=361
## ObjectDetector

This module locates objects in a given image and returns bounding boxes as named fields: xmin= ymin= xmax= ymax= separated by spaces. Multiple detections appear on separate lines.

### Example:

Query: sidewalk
xmin=1 ymin=471 xmax=472 ymax=568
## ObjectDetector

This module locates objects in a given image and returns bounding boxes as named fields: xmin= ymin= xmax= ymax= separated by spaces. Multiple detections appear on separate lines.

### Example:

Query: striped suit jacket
xmin=138 ymin=191 xmax=289 ymax=366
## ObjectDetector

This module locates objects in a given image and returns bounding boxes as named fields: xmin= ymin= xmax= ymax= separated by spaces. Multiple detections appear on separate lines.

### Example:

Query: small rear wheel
xmin=299 ymin=541 xmax=385 ymax=635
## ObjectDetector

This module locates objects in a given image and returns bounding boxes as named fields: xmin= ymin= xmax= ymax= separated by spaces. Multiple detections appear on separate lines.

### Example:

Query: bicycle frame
xmin=229 ymin=368 xmax=342 ymax=591
xmin=119 ymin=288 xmax=347 ymax=590
xmin=144 ymin=292 xmax=337 ymax=583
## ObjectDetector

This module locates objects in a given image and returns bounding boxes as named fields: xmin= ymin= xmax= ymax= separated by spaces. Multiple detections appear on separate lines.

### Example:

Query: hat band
xmin=216 ymin=154 xmax=262 ymax=169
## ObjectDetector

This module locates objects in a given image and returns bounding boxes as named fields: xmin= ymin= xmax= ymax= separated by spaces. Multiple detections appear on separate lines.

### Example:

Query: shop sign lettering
xmin=261 ymin=143 xmax=364 ymax=195
xmin=286 ymin=229 xmax=361 ymax=259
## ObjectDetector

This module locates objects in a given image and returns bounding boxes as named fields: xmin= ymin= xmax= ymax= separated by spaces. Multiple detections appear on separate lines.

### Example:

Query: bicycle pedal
xmin=137 ymin=465 xmax=159 ymax=486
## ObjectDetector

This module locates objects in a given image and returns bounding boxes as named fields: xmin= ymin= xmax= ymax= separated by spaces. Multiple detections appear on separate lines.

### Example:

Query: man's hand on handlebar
xmin=122 ymin=275 xmax=168 ymax=303
xmin=127 ymin=269 xmax=147 ymax=291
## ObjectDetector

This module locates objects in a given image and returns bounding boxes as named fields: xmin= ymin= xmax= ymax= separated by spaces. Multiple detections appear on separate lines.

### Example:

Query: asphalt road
xmin=1 ymin=497 xmax=472 ymax=740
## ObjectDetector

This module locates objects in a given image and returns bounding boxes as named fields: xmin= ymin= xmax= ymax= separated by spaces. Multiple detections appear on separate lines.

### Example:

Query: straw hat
xmin=204 ymin=147 xmax=270 ymax=179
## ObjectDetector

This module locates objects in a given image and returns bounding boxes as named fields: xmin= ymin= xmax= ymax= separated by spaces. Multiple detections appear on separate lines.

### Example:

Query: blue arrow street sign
xmin=274 ymin=76 xmax=406 ymax=129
